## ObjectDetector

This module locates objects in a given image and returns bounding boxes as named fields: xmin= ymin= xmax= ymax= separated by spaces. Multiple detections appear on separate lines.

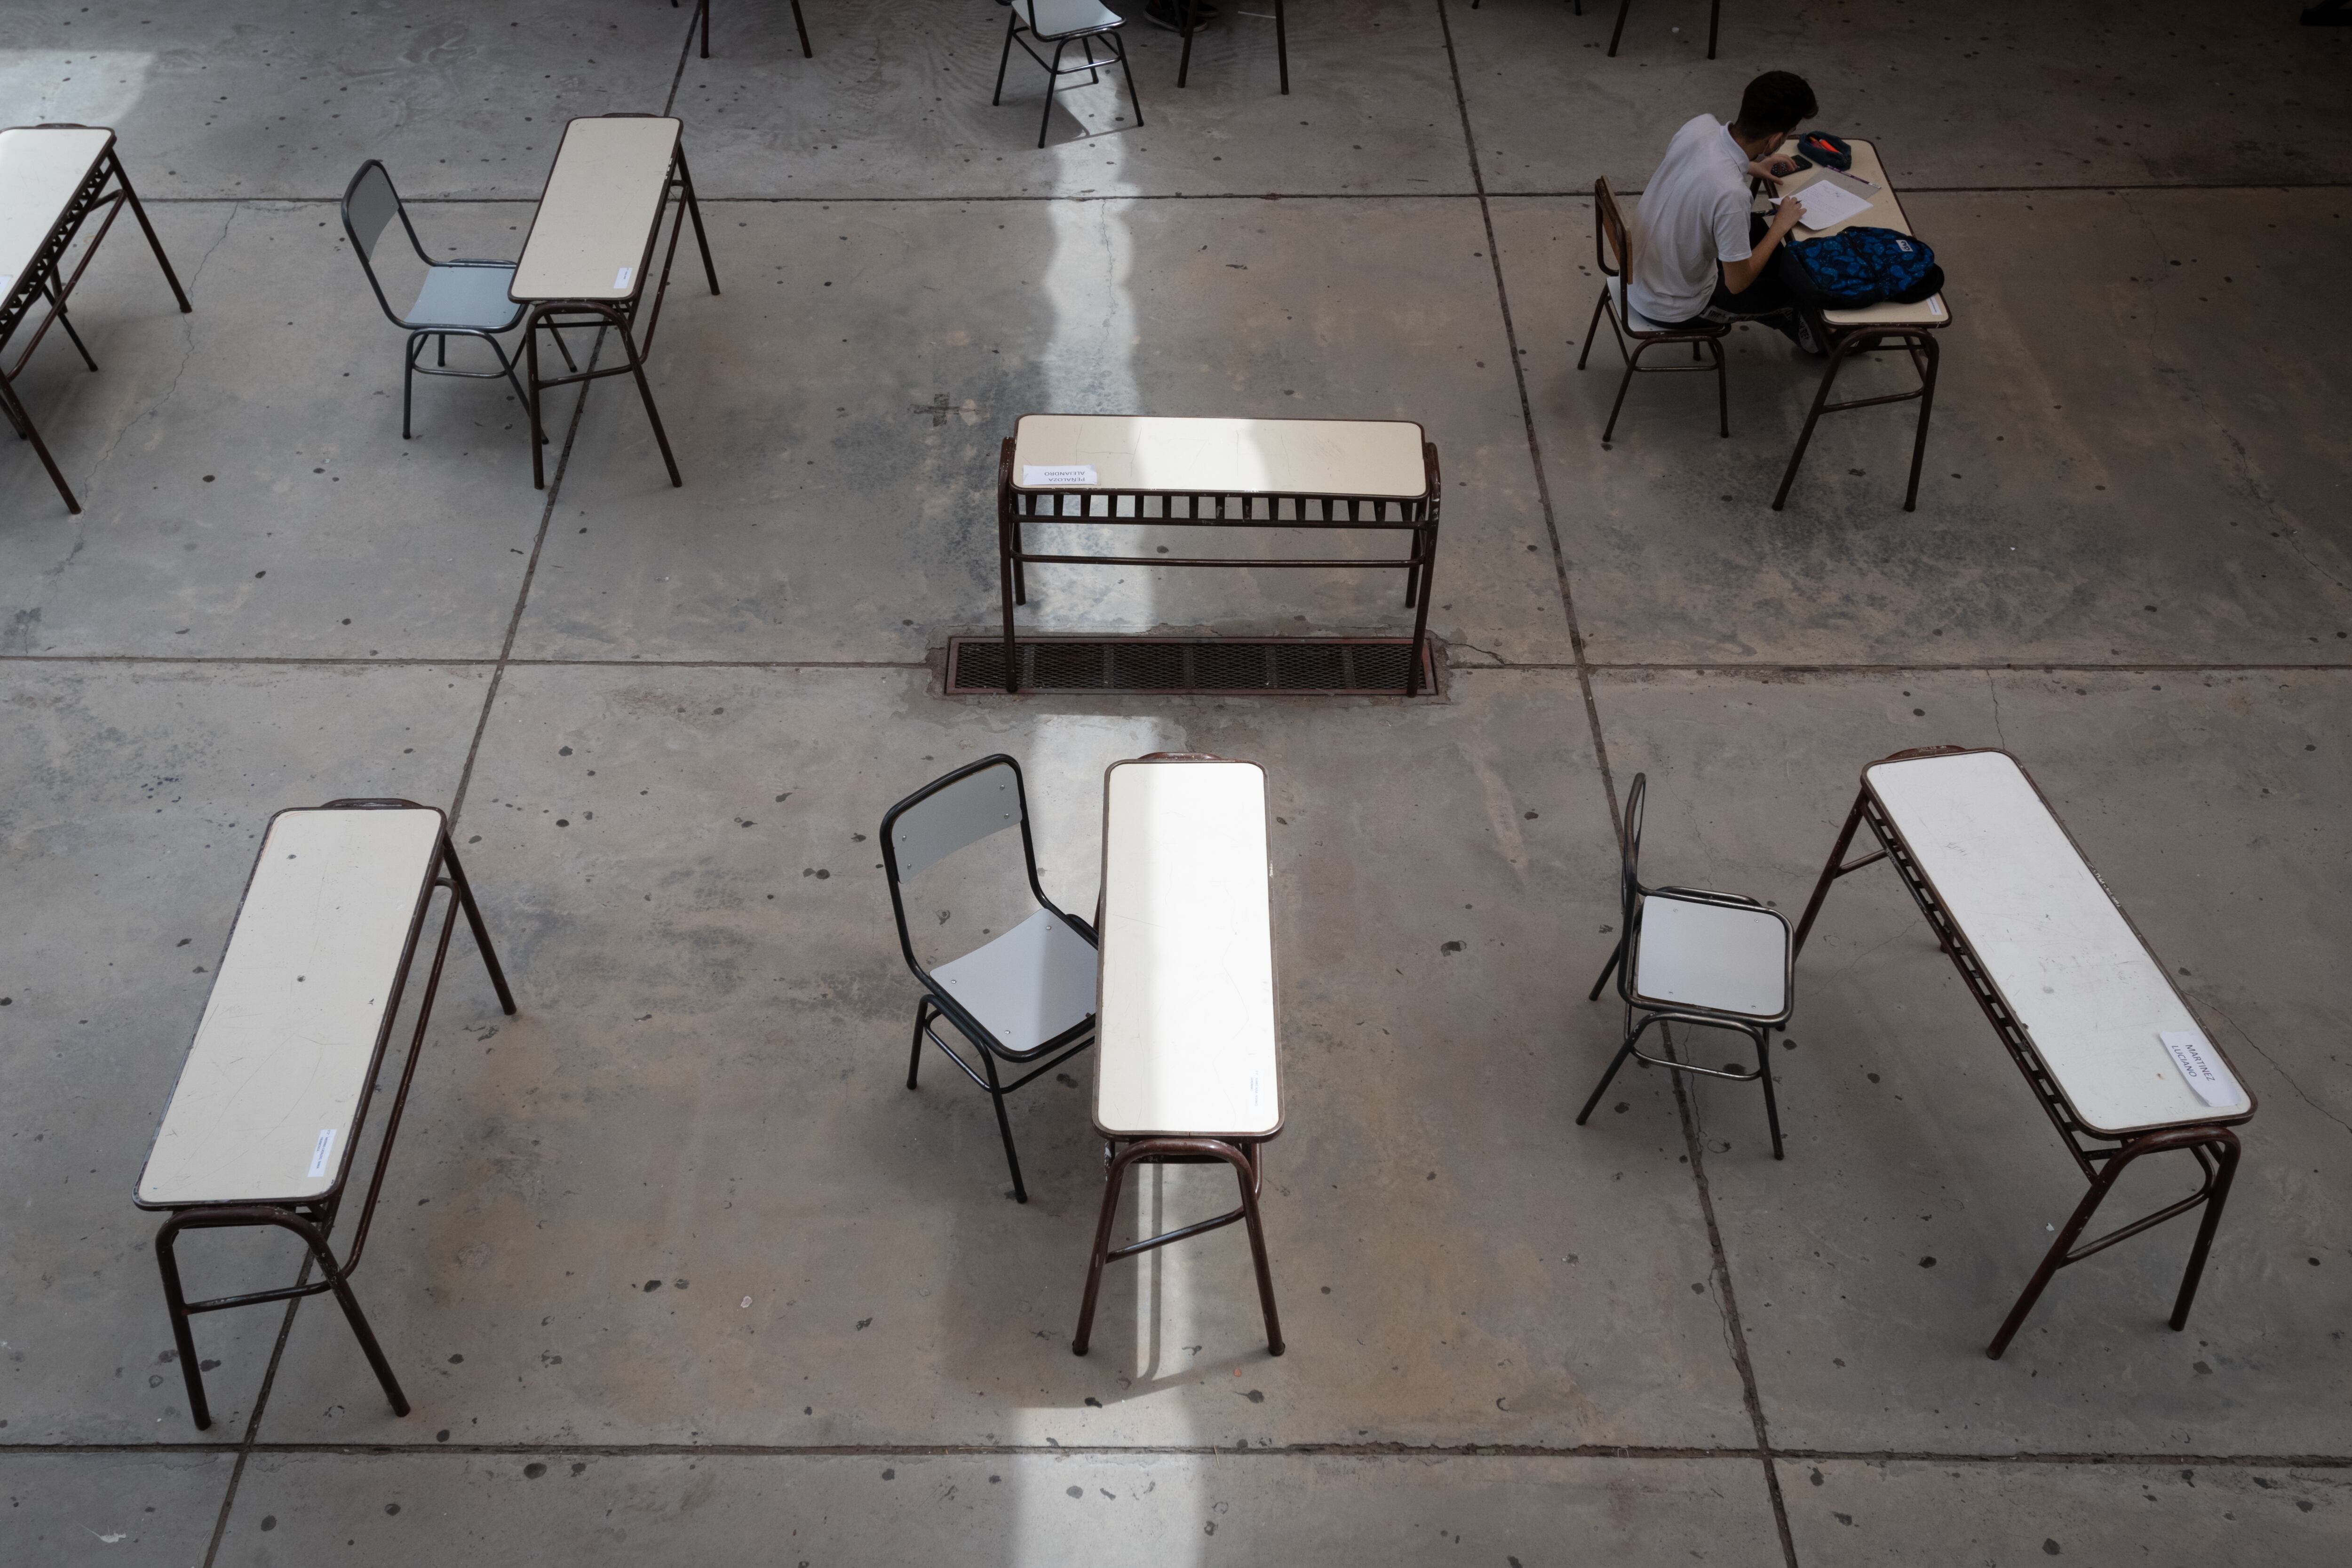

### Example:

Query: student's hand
xmin=1747 ymin=157 xmax=1798 ymax=184
xmin=1768 ymin=196 xmax=1808 ymax=235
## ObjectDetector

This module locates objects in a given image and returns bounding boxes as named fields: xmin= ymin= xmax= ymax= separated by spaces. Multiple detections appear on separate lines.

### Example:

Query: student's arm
xmin=1722 ymin=197 xmax=1806 ymax=294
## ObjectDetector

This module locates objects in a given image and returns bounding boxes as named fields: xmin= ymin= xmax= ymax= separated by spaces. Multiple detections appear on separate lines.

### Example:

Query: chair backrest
xmin=888 ymin=759 xmax=1024 ymax=880
xmin=343 ymin=161 xmax=404 ymax=263
xmin=881 ymin=756 xmax=1055 ymax=979
xmin=1593 ymin=177 xmax=1631 ymax=283
xmin=342 ymin=160 xmax=432 ymax=326
xmin=1617 ymin=771 xmax=1648 ymax=944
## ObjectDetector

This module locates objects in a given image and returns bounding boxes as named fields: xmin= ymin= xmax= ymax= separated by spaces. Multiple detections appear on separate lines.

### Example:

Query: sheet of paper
xmin=1021 ymin=464 xmax=1097 ymax=487
xmin=2159 ymin=1029 xmax=2246 ymax=1110
xmin=1783 ymin=179 xmax=1874 ymax=231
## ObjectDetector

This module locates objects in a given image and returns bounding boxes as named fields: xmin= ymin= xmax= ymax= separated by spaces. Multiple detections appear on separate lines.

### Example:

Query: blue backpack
xmin=1786 ymin=227 xmax=1941 ymax=310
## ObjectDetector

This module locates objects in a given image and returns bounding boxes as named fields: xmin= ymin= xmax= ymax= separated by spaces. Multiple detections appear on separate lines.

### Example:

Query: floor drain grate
xmin=946 ymin=636 xmax=1437 ymax=696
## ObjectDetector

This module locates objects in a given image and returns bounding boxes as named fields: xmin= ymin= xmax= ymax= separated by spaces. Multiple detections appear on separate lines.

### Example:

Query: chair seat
xmin=1611 ymin=274 xmax=1716 ymax=339
xmin=930 ymin=907 xmax=1097 ymax=1055
xmin=1631 ymin=893 xmax=1790 ymax=1019
xmin=405 ymin=262 xmax=524 ymax=332
xmin=1015 ymin=0 xmax=1125 ymax=37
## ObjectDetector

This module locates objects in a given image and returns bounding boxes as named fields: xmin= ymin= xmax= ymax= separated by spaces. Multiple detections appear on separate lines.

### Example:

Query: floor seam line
xmin=1667 ymin=1038 xmax=1802 ymax=1567
xmin=129 ymin=179 xmax=2352 ymax=206
xmin=24 ymin=1440 xmax=2352 ymax=1464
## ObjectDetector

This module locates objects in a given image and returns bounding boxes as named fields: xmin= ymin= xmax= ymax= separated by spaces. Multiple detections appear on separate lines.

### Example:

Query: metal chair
xmin=1577 ymin=177 xmax=1731 ymax=447
xmin=881 ymin=755 xmax=1100 ymax=1202
xmin=1575 ymin=773 xmax=1794 ymax=1159
xmin=340 ymin=160 xmax=573 ymax=440
xmin=993 ymin=0 xmax=1145 ymax=149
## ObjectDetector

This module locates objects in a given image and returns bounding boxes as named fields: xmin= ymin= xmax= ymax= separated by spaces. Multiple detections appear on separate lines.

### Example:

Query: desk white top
xmin=139 ymin=808 xmax=444 ymax=1206
xmin=0 ymin=127 xmax=113 ymax=305
xmin=1095 ymin=758 xmax=1280 ymax=1139
xmin=1012 ymin=414 xmax=1428 ymax=499
xmin=510 ymin=117 xmax=681 ymax=303
xmin=1775 ymin=136 xmax=1947 ymax=330
xmin=1865 ymin=750 xmax=2251 ymax=1136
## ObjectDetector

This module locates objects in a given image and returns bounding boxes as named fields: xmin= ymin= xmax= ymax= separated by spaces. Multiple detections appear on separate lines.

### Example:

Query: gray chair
xmin=1575 ymin=772 xmax=1795 ymax=1159
xmin=340 ymin=160 xmax=572 ymax=439
xmin=993 ymin=0 xmax=1144 ymax=149
xmin=881 ymin=754 xmax=1099 ymax=1202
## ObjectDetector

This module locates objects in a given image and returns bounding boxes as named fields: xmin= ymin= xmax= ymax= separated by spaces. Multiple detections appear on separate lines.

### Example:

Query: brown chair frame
xmin=1576 ymin=178 xmax=1729 ymax=447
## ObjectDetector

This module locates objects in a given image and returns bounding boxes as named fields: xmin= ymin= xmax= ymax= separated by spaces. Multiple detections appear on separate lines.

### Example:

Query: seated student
xmin=1628 ymin=71 xmax=1825 ymax=353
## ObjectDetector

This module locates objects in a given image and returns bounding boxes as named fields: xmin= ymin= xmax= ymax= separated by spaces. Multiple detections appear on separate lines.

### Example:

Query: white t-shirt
xmin=1627 ymin=114 xmax=1754 ymax=324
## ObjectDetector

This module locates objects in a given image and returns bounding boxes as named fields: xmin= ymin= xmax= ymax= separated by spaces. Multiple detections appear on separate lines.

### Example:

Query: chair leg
xmin=981 ymin=1047 xmax=1028 ymax=1203
xmin=1574 ymin=1038 xmax=1639 ymax=1126
xmin=1752 ymin=1027 xmax=1784 ymax=1160
xmin=1707 ymin=0 xmax=1722 ymax=59
xmin=1587 ymin=939 xmax=1622 ymax=1002
xmin=1575 ymin=288 xmax=1610 ymax=371
xmin=1081 ymin=33 xmax=1101 ymax=88
xmin=1711 ymin=335 xmax=1730 ymax=438
xmin=1115 ymin=34 xmax=1145 ymax=129
xmin=993 ymin=16 xmax=1017 ymax=106
xmin=1600 ymin=340 xmax=1649 ymax=446
xmin=906 ymin=998 xmax=932 ymax=1090
xmin=1038 ymin=40 xmax=1068 ymax=148
xmin=402 ymin=333 xmax=421 ymax=438
xmin=791 ymin=0 xmax=813 ymax=57
xmin=1275 ymin=0 xmax=1289 ymax=94
xmin=1608 ymin=0 xmax=1632 ymax=56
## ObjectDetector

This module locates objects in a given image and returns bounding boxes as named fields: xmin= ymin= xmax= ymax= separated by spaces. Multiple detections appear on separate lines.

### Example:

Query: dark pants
xmin=1653 ymin=215 xmax=1812 ymax=341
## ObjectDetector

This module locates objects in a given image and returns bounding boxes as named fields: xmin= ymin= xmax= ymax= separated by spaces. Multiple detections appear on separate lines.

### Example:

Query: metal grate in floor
xmin=945 ymin=636 xmax=1437 ymax=697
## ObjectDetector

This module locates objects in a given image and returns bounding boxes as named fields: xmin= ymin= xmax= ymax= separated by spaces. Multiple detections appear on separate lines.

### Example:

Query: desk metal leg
xmin=613 ymin=316 xmax=683 ymax=489
xmin=1900 ymin=333 xmax=1940 ymax=511
xmin=154 ymin=1205 xmax=411 ymax=1430
xmin=1791 ymin=789 xmax=1885 ymax=959
xmin=1773 ymin=327 xmax=1939 ymax=513
xmin=1275 ymin=0 xmax=1290 ymax=94
xmin=1608 ymin=0 xmax=1633 ymax=56
xmin=1074 ymin=1137 xmax=1283 ymax=1358
xmin=1 ymin=371 xmax=82 ymax=514
xmin=524 ymin=307 xmax=548 ymax=489
xmin=110 ymin=151 xmax=194 ymax=314
xmin=1178 ymin=0 xmax=1198 ymax=88
xmin=1987 ymin=1126 xmax=2241 ymax=1359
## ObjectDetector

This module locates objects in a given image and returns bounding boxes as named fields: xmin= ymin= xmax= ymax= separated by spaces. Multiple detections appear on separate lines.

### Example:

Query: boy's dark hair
xmin=1732 ymin=72 xmax=1818 ymax=141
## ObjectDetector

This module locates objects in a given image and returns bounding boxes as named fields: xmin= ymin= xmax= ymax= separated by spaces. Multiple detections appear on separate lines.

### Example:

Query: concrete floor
xmin=3 ymin=1 xmax=2350 ymax=1563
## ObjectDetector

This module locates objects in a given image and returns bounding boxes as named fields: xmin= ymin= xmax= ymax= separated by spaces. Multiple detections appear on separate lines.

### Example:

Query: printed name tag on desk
xmin=308 ymin=1127 xmax=339 ymax=1179
xmin=613 ymin=264 xmax=634 ymax=291
xmin=2159 ymin=1030 xmax=2245 ymax=1109
xmin=1021 ymin=464 xmax=1097 ymax=487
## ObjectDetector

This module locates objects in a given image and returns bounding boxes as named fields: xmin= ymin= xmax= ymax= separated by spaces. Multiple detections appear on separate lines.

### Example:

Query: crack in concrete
xmin=2203 ymin=994 xmax=2352 ymax=1139
xmin=87 ymin=205 xmax=235 ymax=486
